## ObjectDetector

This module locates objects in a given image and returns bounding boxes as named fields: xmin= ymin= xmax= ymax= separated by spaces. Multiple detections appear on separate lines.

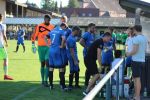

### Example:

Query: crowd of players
xmin=0 ymin=8 xmax=149 ymax=100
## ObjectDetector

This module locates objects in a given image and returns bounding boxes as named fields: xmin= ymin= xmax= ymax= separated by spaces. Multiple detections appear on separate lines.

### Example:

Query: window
xmin=82 ymin=13 xmax=86 ymax=16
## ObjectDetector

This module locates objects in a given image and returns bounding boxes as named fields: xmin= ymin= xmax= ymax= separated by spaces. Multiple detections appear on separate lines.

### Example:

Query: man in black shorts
xmin=83 ymin=32 xmax=112 ymax=95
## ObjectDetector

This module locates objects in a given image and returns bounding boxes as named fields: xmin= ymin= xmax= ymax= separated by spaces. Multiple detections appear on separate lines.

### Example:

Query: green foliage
xmin=68 ymin=0 xmax=80 ymax=8
xmin=41 ymin=0 xmax=58 ymax=12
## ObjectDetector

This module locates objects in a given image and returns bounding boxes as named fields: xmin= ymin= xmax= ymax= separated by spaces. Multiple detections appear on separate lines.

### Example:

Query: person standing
xmin=14 ymin=25 xmax=25 ymax=53
xmin=0 ymin=14 xmax=13 ymax=80
xmin=126 ymin=8 xmax=148 ymax=100
xmin=31 ymin=15 xmax=54 ymax=87
xmin=79 ymin=23 xmax=96 ymax=86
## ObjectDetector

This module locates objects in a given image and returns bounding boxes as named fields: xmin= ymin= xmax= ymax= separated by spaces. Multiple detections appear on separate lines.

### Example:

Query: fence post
xmin=116 ymin=67 xmax=119 ymax=100
xmin=106 ymin=78 xmax=111 ymax=100
xmin=121 ymin=58 xmax=125 ymax=97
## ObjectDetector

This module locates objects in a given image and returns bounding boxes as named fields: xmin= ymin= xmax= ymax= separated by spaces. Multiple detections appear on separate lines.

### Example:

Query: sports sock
xmin=49 ymin=71 xmax=53 ymax=86
xmin=85 ymin=70 xmax=90 ymax=86
xmin=59 ymin=72 xmax=65 ymax=87
xmin=75 ymin=72 xmax=79 ymax=86
xmin=69 ymin=73 xmax=74 ymax=86
xmin=23 ymin=45 xmax=25 ymax=52
xmin=4 ymin=66 xmax=8 ymax=75
xmin=45 ymin=67 xmax=49 ymax=82
xmin=16 ymin=45 xmax=19 ymax=52
xmin=40 ymin=67 xmax=45 ymax=82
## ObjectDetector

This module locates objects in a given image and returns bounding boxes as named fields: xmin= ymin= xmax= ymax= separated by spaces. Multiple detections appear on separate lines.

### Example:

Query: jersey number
xmin=52 ymin=34 xmax=56 ymax=44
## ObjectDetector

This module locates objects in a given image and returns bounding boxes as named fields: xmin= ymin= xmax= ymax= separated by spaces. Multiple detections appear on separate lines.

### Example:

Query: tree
xmin=41 ymin=0 xmax=58 ymax=11
xmin=68 ymin=0 xmax=80 ymax=8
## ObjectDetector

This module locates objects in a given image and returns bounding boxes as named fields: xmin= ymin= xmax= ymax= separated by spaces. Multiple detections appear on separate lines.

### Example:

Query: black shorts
xmin=116 ymin=40 xmax=122 ymax=44
xmin=84 ymin=57 xmax=99 ymax=75
xmin=131 ymin=61 xmax=145 ymax=78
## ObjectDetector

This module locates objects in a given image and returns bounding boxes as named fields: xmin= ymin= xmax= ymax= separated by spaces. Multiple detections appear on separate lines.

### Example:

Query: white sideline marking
xmin=12 ymin=86 xmax=41 ymax=100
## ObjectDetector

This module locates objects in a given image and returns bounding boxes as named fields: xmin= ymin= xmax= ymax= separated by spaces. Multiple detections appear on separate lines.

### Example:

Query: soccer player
xmin=0 ymin=14 xmax=13 ymax=80
xmin=83 ymin=32 xmax=112 ymax=95
xmin=101 ymin=28 xmax=116 ymax=74
xmin=79 ymin=23 xmax=96 ymax=86
xmin=45 ymin=23 xmax=67 ymax=91
xmin=14 ymin=25 xmax=25 ymax=53
xmin=31 ymin=15 xmax=54 ymax=87
xmin=66 ymin=26 xmax=81 ymax=90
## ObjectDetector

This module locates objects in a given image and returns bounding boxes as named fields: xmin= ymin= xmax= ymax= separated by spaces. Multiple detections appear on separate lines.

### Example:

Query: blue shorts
xmin=126 ymin=56 xmax=132 ymax=67
xmin=17 ymin=39 xmax=24 ymax=45
xmin=68 ymin=56 xmax=79 ymax=73
xmin=49 ymin=46 xmax=64 ymax=68
xmin=101 ymin=51 xmax=113 ymax=66
xmin=60 ymin=48 xmax=68 ymax=66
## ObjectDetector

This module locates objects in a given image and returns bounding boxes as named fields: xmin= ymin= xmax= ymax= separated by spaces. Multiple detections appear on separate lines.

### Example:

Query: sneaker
xmin=68 ymin=85 xmax=73 ymax=90
xmin=83 ymin=91 xmax=89 ymax=96
xmin=49 ymin=85 xmax=54 ymax=90
xmin=4 ymin=75 xmax=13 ymax=80
xmin=62 ymin=85 xmax=68 ymax=91
xmin=44 ymin=81 xmax=49 ymax=87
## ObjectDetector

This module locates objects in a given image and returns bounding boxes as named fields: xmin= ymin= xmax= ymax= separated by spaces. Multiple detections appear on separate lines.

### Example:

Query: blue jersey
xmin=82 ymin=32 xmax=94 ymax=57
xmin=48 ymin=27 xmax=64 ymax=47
xmin=66 ymin=34 xmax=78 ymax=60
xmin=64 ymin=27 xmax=72 ymax=39
xmin=17 ymin=29 xmax=25 ymax=41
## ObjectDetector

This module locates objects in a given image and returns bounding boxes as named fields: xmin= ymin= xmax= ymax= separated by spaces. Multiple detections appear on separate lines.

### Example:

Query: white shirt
xmin=111 ymin=58 xmax=123 ymax=84
xmin=125 ymin=37 xmax=133 ymax=52
xmin=0 ymin=22 xmax=5 ymax=48
xmin=132 ymin=34 xmax=148 ymax=62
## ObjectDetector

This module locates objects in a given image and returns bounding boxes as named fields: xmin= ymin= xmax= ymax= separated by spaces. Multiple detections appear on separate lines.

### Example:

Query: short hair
xmin=60 ymin=23 xmax=67 ymax=28
xmin=61 ymin=15 xmax=68 ymax=22
xmin=133 ymin=25 xmax=142 ymax=32
xmin=103 ymin=32 xmax=111 ymax=37
xmin=114 ymin=50 xmax=122 ymax=58
xmin=44 ymin=14 xmax=51 ymax=19
xmin=72 ymin=26 xmax=80 ymax=32
xmin=88 ymin=23 xmax=95 ymax=28
xmin=0 ymin=14 xmax=2 ymax=21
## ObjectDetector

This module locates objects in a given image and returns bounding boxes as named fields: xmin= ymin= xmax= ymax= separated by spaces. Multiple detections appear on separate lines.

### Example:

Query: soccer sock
xmin=16 ymin=45 xmax=19 ymax=52
xmin=49 ymin=71 xmax=53 ymax=86
xmin=85 ymin=70 xmax=90 ymax=86
xmin=69 ymin=73 xmax=74 ymax=86
xmin=4 ymin=66 xmax=8 ymax=75
xmin=59 ymin=72 xmax=65 ymax=87
xmin=45 ymin=67 xmax=49 ymax=82
xmin=23 ymin=45 xmax=25 ymax=52
xmin=75 ymin=72 xmax=79 ymax=86
xmin=40 ymin=67 xmax=45 ymax=83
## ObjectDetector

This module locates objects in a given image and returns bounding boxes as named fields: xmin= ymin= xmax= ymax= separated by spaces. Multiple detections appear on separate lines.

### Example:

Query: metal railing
xmin=83 ymin=58 xmax=125 ymax=100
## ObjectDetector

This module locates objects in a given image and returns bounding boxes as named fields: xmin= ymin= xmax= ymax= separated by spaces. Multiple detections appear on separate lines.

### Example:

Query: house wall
xmin=0 ymin=0 xmax=6 ymax=22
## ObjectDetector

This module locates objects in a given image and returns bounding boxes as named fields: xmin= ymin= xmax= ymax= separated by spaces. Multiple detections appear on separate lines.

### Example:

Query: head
xmin=0 ymin=14 xmax=2 ymax=22
xmin=102 ymin=32 xmax=112 ymax=42
xmin=126 ymin=27 xmax=134 ymax=37
xmin=72 ymin=26 xmax=81 ymax=36
xmin=114 ymin=50 xmax=122 ymax=58
xmin=61 ymin=15 xmax=68 ymax=23
xmin=88 ymin=23 xmax=96 ymax=34
xmin=60 ymin=23 xmax=67 ymax=30
xmin=133 ymin=25 xmax=142 ymax=34
xmin=44 ymin=14 xmax=51 ymax=25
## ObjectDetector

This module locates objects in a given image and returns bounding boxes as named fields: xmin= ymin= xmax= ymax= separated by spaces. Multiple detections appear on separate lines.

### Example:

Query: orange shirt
xmin=31 ymin=23 xmax=54 ymax=46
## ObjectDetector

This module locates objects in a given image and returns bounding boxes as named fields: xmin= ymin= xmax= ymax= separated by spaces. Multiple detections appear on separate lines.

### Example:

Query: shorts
xmin=84 ymin=56 xmax=99 ymax=75
xmin=68 ymin=57 xmax=79 ymax=73
xmin=38 ymin=46 xmax=49 ymax=62
xmin=101 ymin=51 xmax=113 ymax=66
xmin=49 ymin=46 xmax=63 ymax=68
xmin=131 ymin=61 xmax=145 ymax=78
xmin=17 ymin=39 xmax=24 ymax=45
xmin=60 ymin=48 xmax=68 ymax=66
xmin=126 ymin=56 xmax=132 ymax=67
xmin=0 ymin=48 xmax=7 ymax=59
xmin=117 ymin=40 xmax=122 ymax=44
xmin=122 ymin=42 xmax=126 ymax=45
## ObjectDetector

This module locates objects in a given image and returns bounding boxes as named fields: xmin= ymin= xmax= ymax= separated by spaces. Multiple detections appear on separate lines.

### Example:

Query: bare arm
xmin=70 ymin=48 xmax=78 ymax=66
xmin=79 ymin=38 xmax=86 ymax=48
xmin=2 ymin=28 xmax=8 ymax=47
xmin=126 ymin=44 xmax=139 ymax=56
xmin=97 ymin=48 xmax=102 ymax=67
xmin=60 ymin=36 xmax=65 ymax=48
xmin=44 ymin=36 xmax=49 ymax=46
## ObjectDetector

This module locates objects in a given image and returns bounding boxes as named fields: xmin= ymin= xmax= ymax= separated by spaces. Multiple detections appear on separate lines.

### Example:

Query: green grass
xmin=0 ymin=40 xmax=103 ymax=100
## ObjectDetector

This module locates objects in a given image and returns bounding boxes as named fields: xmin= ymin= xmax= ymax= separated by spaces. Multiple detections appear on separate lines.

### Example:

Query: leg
xmin=59 ymin=68 xmax=67 ymax=90
xmin=49 ymin=67 xmax=54 ymax=89
xmin=22 ymin=44 xmax=25 ymax=53
xmin=75 ymin=71 xmax=80 ymax=88
xmin=45 ymin=60 xmax=49 ymax=83
xmin=14 ymin=45 xmax=19 ymax=52
xmin=68 ymin=72 xmax=74 ymax=90
xmin=40 ymin=61 xmax=45 ymax=85
xmin=85 ymin=69 xmax=91 ymax=86
xmin=134 ymin=77 xmax=141 ymax=100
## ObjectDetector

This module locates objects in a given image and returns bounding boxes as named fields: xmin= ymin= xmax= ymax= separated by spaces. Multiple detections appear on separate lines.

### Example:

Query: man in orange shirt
xmin=31 ymin=15 xmax=54 ymax=87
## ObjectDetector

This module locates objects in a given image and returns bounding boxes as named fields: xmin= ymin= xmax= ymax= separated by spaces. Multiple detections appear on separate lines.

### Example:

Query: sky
xmin=17 ymin=0 xmax=69 ymax=7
